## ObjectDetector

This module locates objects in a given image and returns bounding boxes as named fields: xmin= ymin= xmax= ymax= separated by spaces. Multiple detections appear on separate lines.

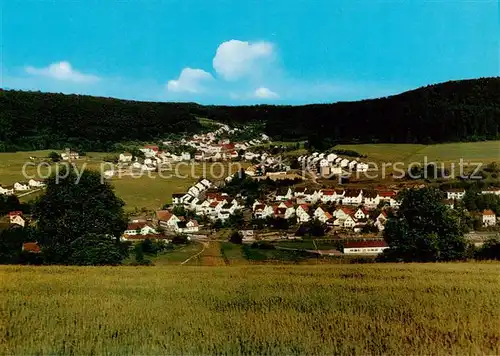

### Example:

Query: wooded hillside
xmin=1 ymin=77 xmax=498 ymax=151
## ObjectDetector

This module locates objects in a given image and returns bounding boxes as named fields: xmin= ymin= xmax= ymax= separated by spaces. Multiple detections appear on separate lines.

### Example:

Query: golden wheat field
xmin=1 ymin=263 xmax=500 ymax=355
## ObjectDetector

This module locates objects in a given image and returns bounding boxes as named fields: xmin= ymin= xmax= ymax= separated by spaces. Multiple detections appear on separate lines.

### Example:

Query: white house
xmin=446 ymin=189 xmax=466 ymax=200
xmin=276 ymin=187 xmax=293 ymax=201
xmin=200 ymin=179 xmax=212 ymax=188
xmin=28 ymin=179 xmax=45 ymax=188
xmin=314 ymin=207 xmax=333 ymax=223
xmin=374 ymin=212 xmax=388 ymax=231
xmin=176 ymin=219 xmax=199 ymax=233
xmin=363 ymin=191 xmax=380 ymax=207
xmin=156 ymin=210 xmax=180 ymax=230
xmin=343 ymin=215 xmax=357 ymax=228
xmin=9 ymin=211 xmax=25 ymax=227
xmin=296 ymin=204 xmax=311 ymax=223
xmin=342 ymin=189 xmax=363 ymax=205
xmin=123 ymin=222 xmax=158 ymax=236
xmin=218 ymin=204 xmax=237 ymax=221
xmin=327 ymin=153 xmax=338 ymax=162
xmin=356 ymin=163 xmax=369 ymax=172
xmin=481 ymin=187 xmax=500 ymax=196
xmin=119 ymin=152 xmax=133 ymax=162
xmin=354 ymin=208 xmax=369 ymax=220
xmin=320 ymin=190 xmax=336 ymax=203
xmin=482 ymin=210 xmax=497 ymax=227
xmin=254 ymin=204 xmax=274 ymax=219
xmin=343 ymin=240 xmax=388 ymax=255
xmin=0 ymin=186 xmax=14 ymax=195
xmin=14 ymin=182 xmax=30 ymax=191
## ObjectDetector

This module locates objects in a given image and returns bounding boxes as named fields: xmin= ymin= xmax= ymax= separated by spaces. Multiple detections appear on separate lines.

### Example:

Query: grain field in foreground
xmin=1 ymin=263 xmax=499 ymax=355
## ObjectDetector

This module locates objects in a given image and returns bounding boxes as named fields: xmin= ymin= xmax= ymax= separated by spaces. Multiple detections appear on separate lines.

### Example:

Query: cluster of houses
xmin=251 ymin=186 xmax=396 ymax=232
xmin=115 ymin=124 xmax=271 ymax=171
xmin=0 ymin=179 xmax=45 ymax=196
xmin=444 ymin=188 xmax=499 ymax=226
xmin=272 ymin=187 xmax=400 ymax=208
xmin=116 ymin=145 xmax=192 ymax=172
xmin=298 ymin=152 xmax=369 ymax=177
xmin=172 ymin=179 xmax=246 ymax=222
xmin=120 ymin=211 xmax=201 ymax=242
xmin=183 ymin=125 xmax=270 ymax=162
xmin=60 ymin=150 xmax=80 ymax=161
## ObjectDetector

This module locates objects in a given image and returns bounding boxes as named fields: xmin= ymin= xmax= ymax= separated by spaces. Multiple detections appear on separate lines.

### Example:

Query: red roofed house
xmin=176 ymin=219 xmax=200 ymax=234
xmin=314 ymin=207 xmax=332 ymax=223
xmin=9 ymin=211 xmax=25 ymax=227
xmin=253 ymin=204 xmax=274 ymax=219
xmin=320 ymin=189 xmax=336 ymax=203
xmin=343 ymin=240 xmax=388 ymax=255
xmin=482 ymin=209 xmax=497 ymax=227
xmin=22 ymin=242 xmax=41 ymax=253
xmin=342 ymin=189 xmax=363 ymax=205
xmin=123 ymin=222 xmax=158 ymax=236
xmin=354 ymin=208 xmax=369 ymax=220
xmin=296 ymin=204 xmax=311 ymax=223
xmin=156 ymin=210 xmax=181 ymax=230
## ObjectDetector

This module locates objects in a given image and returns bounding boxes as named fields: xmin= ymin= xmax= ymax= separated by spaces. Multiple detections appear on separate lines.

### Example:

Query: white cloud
xmin=167 ymin=67 xmax=214 ymax=93
xmin=25 ymin=61 xmax=100 ymax=83
xmin=213 ymin=40 xmax=274 ymax=81
xmin=254 ymin=87 xmax=279 ymax=99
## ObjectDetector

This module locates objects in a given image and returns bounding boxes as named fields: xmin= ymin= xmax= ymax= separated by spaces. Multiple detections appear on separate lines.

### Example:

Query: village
xmin=2 ymin=122 xmax=499 ymax=258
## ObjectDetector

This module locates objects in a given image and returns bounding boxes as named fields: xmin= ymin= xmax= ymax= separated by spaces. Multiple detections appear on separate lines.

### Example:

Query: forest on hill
xmin=204 ymin=77 xmax=500 ymax=146
xmin=0 ymin=77 xmax=499 ymax=152
xmin=0 ymin=91 xmax=202 ymax=152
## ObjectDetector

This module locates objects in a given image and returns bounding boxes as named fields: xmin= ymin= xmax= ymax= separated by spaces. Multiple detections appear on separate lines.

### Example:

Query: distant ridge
xmin=1 ymin=77 xmax=499 ymax=151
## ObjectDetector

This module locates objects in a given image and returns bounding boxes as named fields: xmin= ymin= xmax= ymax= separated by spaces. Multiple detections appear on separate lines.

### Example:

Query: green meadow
xmin=0 ymin=151 xmax=247 ymax=211
xmin=335 ymin=141 xmax=500 ymax=165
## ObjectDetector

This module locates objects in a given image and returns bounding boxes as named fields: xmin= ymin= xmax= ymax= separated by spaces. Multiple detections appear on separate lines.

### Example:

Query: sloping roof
xmin=23 ymin=242 xmax=41 ymax=253
xmin=341 ymin=207 xmax=354 ymax=215
xmin=156 ymin=210 xmax=174 ymax=222
xmin=363 ymin=190 xmax=378 ymax=198
xmin=344 ymin=189 xmax=362 ymax=198
xmin=446 ymin=188 xmax=465 ymax=193
xmin=283 ymin=200 xmax=294 ymax=208
xmin=9 ymin=211 xmax=23 ymax=217
xmin=127 ymin=222 xmax=153 ymax=230
xmin=275 ymin=207 xmax=287 ymax=215
xmin=188 ymin=220 xmax=199 ymax=227
xmin=483 ymin=209 xmax=496 ymax=216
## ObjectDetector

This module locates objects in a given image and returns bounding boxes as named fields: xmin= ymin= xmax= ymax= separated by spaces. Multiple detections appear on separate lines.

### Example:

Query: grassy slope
xmin=0 ymin=151 xmax=247 ymax=210
xmin=1 ymin=263 xmax=499 ymax=355
xmin=335 ymin=141 xmax=500 ymax=165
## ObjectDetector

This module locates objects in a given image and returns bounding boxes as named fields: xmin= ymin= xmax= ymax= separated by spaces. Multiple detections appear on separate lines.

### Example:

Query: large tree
xmin=33 ymin=166 xmax=127 ymax=264
xmin=382 ymin=187 xmax=469 ymax=262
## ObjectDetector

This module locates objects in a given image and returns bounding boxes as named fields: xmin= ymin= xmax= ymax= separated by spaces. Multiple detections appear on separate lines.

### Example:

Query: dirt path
xmin=17 ymin=188 xmax=42 ymax=198
xmin=180 ymin=241 xmax=208 ymax=265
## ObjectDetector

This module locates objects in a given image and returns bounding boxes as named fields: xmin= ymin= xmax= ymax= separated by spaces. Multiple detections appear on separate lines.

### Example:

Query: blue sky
xmin=1 ymin=0 xmax=498 ymax=104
